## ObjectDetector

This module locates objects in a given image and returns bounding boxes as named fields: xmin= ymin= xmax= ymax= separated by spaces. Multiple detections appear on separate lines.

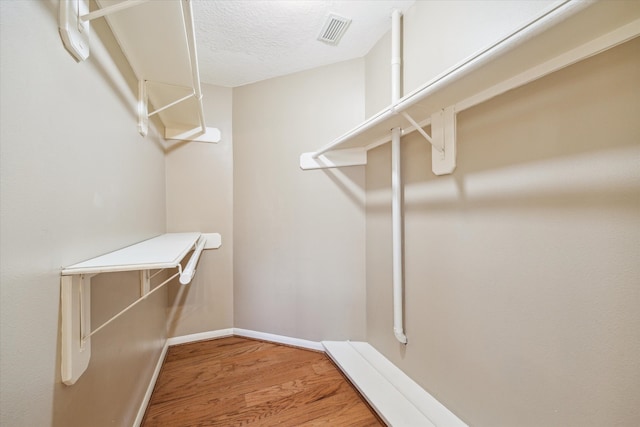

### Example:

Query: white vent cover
xmin=317 ymin=13 xmax=352 ymax=46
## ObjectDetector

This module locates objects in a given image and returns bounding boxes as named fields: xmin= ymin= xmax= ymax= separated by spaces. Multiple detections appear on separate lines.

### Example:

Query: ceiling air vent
xmin=317 ymin=14 xmax=352 ymax=46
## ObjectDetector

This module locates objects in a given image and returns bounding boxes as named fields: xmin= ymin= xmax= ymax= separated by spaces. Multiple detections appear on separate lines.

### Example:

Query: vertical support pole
xmin=391 ymin=9 xmax=407 ymax=345
xmin=391 ymin=128 xmax=407 ymax=344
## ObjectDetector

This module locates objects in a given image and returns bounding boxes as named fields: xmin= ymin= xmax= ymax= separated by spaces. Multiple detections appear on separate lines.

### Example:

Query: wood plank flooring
xmin=142 ymin=336 xmax=385 ymax=426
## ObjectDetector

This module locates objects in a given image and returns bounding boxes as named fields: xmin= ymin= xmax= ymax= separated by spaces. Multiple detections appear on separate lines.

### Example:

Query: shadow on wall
xmin=47 ymin=0 xmax=166 ymax=149
xmin=367 ymin=38 xmax=640 ymax=214
xmin=365 ymin=38 xmax=640 ymax=427
xmin=51 ymin=271 xmax=167 ymax=426
xmin=321 ymin=166 xmax=367 ymax=212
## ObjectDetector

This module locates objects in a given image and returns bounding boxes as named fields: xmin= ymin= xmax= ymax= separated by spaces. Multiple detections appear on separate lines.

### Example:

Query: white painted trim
xmin=233 ymin=328 xmax=324 ymax=352
xmin=323 ymin=341 xmax=468 ymax=427
xmin=166 ymin=328 xmax=234 ymax=346
xmin=324 ymin=341 xmax=433 ymax=426
xmin=350 ymin=342 xmax=467 ymax=427
xmin=133 ymin=342 xmax=169 ymax=427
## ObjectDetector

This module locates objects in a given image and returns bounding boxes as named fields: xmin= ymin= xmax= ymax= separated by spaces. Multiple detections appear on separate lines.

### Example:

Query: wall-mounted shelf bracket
xmin=430 ymin=106 xmax=456 ymax=176
xmin=399 ymin=111 xmax=438 ymax=150
xmin=59 ymin=0 xmax=91 ymax=61
xmin=60 ymin=273 xmax=92 ymax=386
xmin=399 ymin=107 xmax=457 ymax=175
xmin=59 ymin=0 xmax=149 ymax=62
xmin=60 ymin=232 xmax=222 ymax=385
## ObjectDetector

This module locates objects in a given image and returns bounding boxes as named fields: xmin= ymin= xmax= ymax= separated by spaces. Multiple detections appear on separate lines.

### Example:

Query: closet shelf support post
xmin=391 ymin=9 xmax=408 ymax=345
xmin=391 ymin=127 xmax=407 ymax=345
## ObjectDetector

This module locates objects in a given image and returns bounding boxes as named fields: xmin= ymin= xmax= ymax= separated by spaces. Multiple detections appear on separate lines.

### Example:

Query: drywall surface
xmin=365 ymin=33 xmax=640 ymax=427
xmin=403 ymin=0 xmax=559 ymax=97
xmin=364 ymin=28 xmax=391 ymax=118
xmin=165 ymin=84 xmax=234 ymax=336
xmin=365 ymin=0 xmax=558 ymax=115
xmin=233 ymin=59 xmax=367 ymax=342
xmin=0 ymin=1 xmax=167 ymax=426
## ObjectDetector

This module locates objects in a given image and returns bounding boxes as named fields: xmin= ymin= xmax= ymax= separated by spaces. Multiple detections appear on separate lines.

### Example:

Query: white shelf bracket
xmin=399 ymin=111 xmax=442 ymax=152
xmin=59 ymin=0 xmax=151 ymax=62
xmin=431 ymin=106 xmax=457 ymax=175
xmin=59 ymin=0 xmax=91 ymax=61
xmin=61 ymin=274 xmax=92 ymax=385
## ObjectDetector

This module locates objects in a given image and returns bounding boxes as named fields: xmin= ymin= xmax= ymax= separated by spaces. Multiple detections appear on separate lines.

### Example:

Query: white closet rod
xmin=179 ymin=235 xmax=206 ymax=285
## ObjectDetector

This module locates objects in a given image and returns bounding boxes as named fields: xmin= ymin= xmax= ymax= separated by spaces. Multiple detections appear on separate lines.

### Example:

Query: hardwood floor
xmin=142 ymin=336 xmax=385 ymax=426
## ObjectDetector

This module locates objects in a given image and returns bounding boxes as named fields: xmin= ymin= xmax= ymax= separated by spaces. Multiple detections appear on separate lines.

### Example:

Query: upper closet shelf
xmin=59 ymin=0 xmax=220 ymax=143
xmin=300 ymin=0 xmax=640 ymax=172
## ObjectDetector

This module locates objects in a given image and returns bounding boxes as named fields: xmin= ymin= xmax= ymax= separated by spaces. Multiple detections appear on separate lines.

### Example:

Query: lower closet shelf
xmin=60 ymin=232 xmax=222 ymax=386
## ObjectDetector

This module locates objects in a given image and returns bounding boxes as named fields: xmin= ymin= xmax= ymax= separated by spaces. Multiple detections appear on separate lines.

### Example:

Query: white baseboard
xmin=323 ymin=341 xmax=468 ymax=427
xmin=164 ymin=328 xmax=324 ymax=350
xmin=233 ymin=328 xmax=324 ymax=351
xmin=133 ymin=341 xmax=169 ymax=427
xmin=166 ymin=328 xmax=234 ymax=346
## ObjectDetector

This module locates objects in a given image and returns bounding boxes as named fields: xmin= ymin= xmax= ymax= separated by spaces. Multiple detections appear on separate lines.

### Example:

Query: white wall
xmin=366 ymin=0 xmax=559 ymax=115
xmin=233 ymin=59 xmax=367 ymax=342
xmin=165 ymin=84 xmax=234 ymax=337
xmin=402 ymin=1 xmax=559 ymax=96
xmin=365 ymin=2 xmax=640 ymax=426
xmin=0 ymin=1 xmax=167 ymax=425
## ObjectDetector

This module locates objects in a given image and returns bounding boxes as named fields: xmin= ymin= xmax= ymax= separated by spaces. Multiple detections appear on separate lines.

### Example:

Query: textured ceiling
xmin=192 ymin=0 xmax=415 ymax=87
